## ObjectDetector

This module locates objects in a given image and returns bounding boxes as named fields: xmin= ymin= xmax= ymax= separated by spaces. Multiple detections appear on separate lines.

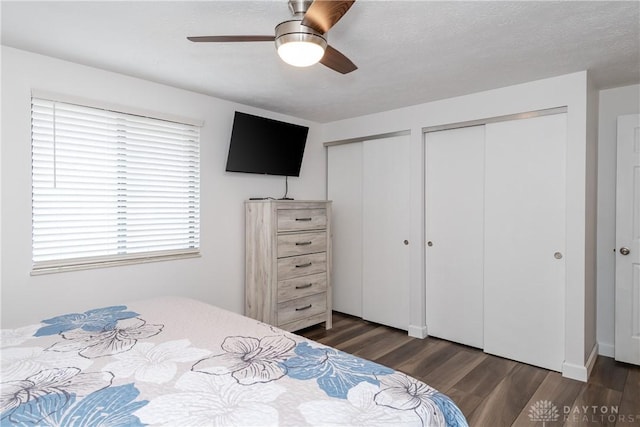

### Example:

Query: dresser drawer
xmin=277 ymin=292 xmax=327 ymax=326
xmin=277 ymin=209 xmax=327 ymax=232
xmin=278 ymin=272 xmax=327 ymax=303
xmin=277 ymin=252 xmax=326 ymax=280
xmin=277 ymin=232 xmax=326 ymax=258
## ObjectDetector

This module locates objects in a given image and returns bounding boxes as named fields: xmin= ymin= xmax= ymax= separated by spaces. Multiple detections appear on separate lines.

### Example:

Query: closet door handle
xmin=295 ymin=262 xmax=312 ymax=268
xmin=620 ymin=247 xmax=630 ymax=256
xmin=296 ymin=241 xmax=312 ymax=246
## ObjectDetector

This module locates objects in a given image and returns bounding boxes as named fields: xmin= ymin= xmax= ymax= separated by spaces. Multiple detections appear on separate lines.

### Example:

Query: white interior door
xmin=615 ymin=114 xmax=640 ymax=365
xmin=425 ymin=126 xmax=485 ymax=348
xmin=362 ymin=135 xmax=411 ymax=330
xmin=483 ymin=113 xmax=567 ymax=371
xmin=327 ymin=143 xmax=363 ymax=317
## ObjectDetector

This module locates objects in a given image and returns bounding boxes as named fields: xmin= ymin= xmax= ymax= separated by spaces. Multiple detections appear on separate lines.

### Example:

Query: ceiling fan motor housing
xmin=275 ymin=19 xmax=327 ymax=52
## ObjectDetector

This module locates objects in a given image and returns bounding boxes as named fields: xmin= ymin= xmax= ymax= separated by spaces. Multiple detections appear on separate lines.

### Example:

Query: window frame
xmin=30 ymin=91 xmax=203 ymax=275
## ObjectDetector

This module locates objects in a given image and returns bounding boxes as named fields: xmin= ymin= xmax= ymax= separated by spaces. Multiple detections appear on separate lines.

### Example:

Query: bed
xmin=1 ymin=296 xmax=468 ymax=426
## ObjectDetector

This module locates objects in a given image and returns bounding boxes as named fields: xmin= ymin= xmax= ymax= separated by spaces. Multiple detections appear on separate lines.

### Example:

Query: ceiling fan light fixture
xmin=275 ymin=20 xmax=327 ymax=67
xmin=277 ymin=39 xmax=326 ymax=67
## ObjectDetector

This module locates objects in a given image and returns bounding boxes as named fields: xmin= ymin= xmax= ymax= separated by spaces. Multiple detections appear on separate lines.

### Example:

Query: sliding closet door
xmin=483 ymin=113 xmax=567 ymax=371
xmin=362 ymin=135 xmax=411 ymax=330
xmin=425 ymin=126 xmax=485 ymax=348
xmin=327 ymin=143 xmax=363 ymax=316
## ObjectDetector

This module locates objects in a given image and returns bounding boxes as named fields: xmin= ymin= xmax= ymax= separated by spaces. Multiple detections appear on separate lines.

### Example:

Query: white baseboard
xmin=562 ymin=362 xmax=587 ymax=382
xmin=408 ymin=324 xmax=427 ymax=339
xmin=562 ymin=343 xmax=599 ymax=382
xmin=598 ymin=342 xmax=614 ymax=357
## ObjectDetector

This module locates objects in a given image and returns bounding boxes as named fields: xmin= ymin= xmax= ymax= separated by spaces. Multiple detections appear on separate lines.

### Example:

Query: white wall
xmin=596 ymin=84 xmax=640 ymax=356
xmin=0 ymin=47 xmax=324 ymax=328
xmin=318 ymin=71 xmax=596 ymax=380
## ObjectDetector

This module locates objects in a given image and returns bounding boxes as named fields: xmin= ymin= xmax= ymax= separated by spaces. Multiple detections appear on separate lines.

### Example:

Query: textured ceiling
xmin=2 ymin=1 xmax=639 ymax=123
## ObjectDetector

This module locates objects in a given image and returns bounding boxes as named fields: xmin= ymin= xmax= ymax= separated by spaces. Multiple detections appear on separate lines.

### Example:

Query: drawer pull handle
xmin=295 ymin=217 xmax=312 ymax=222
xmin=295 ymin=262 xmax=312 ymax=268
xmin=296 ymin=241 xmax=312 ymax=246
xmin=295 ymin=304 xmax=312 ymax=311
xmin=296 ymin=283 xmax=313 ymax=289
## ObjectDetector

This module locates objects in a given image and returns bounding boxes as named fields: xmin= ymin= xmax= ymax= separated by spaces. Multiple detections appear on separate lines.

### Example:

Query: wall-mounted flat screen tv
xmin=225 ymin=111 xmax=309 ymax=177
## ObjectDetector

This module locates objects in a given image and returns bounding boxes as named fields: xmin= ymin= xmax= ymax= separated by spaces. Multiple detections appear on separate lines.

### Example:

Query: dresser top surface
xmin=245 ymin=199 xmax=332 ymax=204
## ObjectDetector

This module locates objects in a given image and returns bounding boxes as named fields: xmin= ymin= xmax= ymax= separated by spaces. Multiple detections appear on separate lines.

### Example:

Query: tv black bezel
xmin=225 ymin=111 xmax=309 ymax=177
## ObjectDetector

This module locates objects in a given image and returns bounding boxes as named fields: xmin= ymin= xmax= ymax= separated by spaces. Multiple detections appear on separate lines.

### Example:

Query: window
xmin=31 ymin=96 xmax=200 ymax=274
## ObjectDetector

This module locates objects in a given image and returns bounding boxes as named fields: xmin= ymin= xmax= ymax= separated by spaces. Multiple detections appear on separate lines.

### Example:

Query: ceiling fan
xmin=187 ymin=0 xmax=357 ymax=74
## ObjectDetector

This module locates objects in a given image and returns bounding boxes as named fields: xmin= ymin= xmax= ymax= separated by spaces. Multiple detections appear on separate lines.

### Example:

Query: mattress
xmin=0 ymin=296 xmax=468 ymax=426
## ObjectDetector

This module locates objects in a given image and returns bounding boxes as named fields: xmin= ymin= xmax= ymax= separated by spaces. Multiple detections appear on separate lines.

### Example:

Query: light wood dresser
xmin=245 ymin=200 xmax=332 ymax=332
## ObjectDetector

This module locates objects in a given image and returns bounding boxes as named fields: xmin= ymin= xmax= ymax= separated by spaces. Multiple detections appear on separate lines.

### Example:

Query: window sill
xmin=31 ymin=251 xmax=201 ymax=276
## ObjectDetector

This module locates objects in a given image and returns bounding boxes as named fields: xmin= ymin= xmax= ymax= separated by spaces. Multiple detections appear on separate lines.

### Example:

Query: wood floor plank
xmin=563 ymin=383 xmax=622 ymax=427
xmin=331 ymin=325 xmax=391 ymax=353
xmin=387 ymin=340 xmax=450 ymax=380
xmin=419 ymin=349 xmax=487 ymax=393
xmin=444 ymin=387 xmax=485 ymax=418
xmin=511 ymin=371 xmax=585 ymax=427
xmin=467 ymin=363 xmax=548 ymax=427
xmin=351 ymin=327 xmax=414 ymax=361
xmin=394 ymin=339 xmax=471 ymax=380
xmin=453 ymin=354 xmax=518 ymax=399
xmin=312 ymin=320 xmax=378 ymax=348
xmin=589 ymin=356 xmax=630 ymax=392
xmin=374 ymin=335 xmax=440 ymax=368
xmin=616 ymin=365 xmax=640 ymax=427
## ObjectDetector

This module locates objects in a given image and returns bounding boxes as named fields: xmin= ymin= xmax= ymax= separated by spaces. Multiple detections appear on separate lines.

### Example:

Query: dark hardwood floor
xmin=298 ymin=312 xmax=640 ymax=427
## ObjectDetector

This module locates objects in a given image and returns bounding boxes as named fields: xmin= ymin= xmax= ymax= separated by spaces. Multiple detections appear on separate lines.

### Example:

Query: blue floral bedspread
xmin=0 ymin=297 xmax=468 ymax=426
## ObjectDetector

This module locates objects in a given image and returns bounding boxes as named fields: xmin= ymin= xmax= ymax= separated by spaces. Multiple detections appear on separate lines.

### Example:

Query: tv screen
xmin=225 ymin=112 xmax=309 ymax=177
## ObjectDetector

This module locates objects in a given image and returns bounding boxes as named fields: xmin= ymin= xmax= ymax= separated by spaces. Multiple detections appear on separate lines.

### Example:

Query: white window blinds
xmin=31 ymin=97 xmax=200 ymax=273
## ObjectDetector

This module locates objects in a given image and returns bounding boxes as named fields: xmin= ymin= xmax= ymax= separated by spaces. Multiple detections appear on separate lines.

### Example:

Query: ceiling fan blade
xmin=187 ymin=35 xmax=275 ymax=43
xmin=301 ymin=0 xmax=355 ymax=34
xmin=320 ymin=45 xmax=357 ymax=74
